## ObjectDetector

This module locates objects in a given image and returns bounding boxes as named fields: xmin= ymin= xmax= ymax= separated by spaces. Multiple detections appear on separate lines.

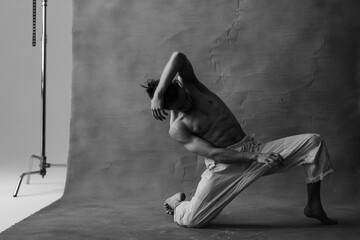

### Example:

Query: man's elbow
xmin=184 ymin=145 xmax=217 ymax=161
xmin=171 ymin=51 xmax=186 ymax=61
xmin=207 ymin=149 xmax=223 ymax=162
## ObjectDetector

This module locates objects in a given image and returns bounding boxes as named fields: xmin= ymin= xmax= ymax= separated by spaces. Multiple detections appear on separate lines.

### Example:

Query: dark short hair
xmin=141 ymin=79 xmax=180 ymax=108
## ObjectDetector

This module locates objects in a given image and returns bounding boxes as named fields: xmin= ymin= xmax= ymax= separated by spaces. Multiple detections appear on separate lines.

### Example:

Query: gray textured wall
xmin=66 ymin=0 xmax=360 ymax=204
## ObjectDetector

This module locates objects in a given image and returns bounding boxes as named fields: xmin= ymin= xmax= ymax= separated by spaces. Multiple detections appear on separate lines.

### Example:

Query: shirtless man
xmin=143 ymin=52 xmax=337 ymax=227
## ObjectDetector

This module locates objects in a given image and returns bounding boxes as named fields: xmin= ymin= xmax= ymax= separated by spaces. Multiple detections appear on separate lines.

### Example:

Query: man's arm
xmin=169 ymin=124 xmax=284 ymax=167
xmin=153 ymin=52 xmax=186 ymax=98
xmin=151 ymin=52 xmax=187 ymax=121
xmin=151 ymin=52 xmax=207 ymax=120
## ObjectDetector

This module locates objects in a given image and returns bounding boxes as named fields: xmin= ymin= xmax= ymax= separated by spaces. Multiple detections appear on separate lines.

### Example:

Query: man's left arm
xmin=169 ymin=123 xmax=284 ymax=168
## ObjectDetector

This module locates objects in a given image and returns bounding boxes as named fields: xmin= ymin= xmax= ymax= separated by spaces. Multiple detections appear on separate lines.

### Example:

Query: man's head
xmin=141 ymin=79 xmax=193 ymax=112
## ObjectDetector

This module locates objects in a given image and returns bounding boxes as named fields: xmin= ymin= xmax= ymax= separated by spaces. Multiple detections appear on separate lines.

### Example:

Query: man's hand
xmin=252 ymin=152 xmax=284 ymax=169
xmin=151 ymin=94 xmax=168 ymax=121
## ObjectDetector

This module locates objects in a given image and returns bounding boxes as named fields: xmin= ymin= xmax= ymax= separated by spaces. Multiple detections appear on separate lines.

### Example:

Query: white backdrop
xmin=0 ymin=0 xmax=71 ymax=171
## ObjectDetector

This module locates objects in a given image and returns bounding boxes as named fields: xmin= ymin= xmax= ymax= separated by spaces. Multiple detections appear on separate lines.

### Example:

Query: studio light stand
xmin=13 ymin=0 xmax=67 ymax=197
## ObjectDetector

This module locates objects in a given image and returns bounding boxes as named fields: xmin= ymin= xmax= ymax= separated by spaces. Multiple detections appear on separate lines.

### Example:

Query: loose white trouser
xmin=173 ymin=134 xmax=335 ymax=228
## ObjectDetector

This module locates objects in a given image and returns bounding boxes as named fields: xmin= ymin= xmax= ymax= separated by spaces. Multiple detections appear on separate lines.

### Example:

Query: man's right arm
xmin=153 ymin=52 xmax=184 ymax=98
xmin=151 ymin=52 xmax=186 ymax=120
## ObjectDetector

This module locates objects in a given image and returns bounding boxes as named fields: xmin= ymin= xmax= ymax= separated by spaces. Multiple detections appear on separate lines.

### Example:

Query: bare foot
xmin=304 ymin=205 xmax=338 ymax=225
xmin=163 ymin=192 xmax=186 ymax=215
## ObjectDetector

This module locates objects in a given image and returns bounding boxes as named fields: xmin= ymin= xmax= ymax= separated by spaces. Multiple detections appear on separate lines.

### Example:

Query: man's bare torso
xmin=169 ymin=81 xmax=246 ymax=148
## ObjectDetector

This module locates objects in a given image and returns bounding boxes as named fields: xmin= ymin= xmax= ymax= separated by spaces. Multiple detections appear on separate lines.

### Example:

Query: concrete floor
xmin=1 ymin=167 xmax=359 ymax=240
xmin=1 ymin=196 xmax=359 ymax=240
xmin=0 ymin=165 xmax=66 ymax=233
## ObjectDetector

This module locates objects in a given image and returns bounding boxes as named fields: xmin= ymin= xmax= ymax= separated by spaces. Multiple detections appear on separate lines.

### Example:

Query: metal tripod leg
xmin=13 ymin=154 xmax=67 ymax=197
xmin=13 ymin=170 xmax=42 ymax=197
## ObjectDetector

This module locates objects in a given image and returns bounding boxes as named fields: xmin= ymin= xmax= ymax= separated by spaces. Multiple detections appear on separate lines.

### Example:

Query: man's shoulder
xmin=169 ymin=121 xmax=186 ymax=136
xmin=169 ymin=121 xmax=192 ymax=143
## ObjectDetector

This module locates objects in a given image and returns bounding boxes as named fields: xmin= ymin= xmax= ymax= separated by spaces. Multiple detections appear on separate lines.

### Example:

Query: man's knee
xmin=181 ymin=220 xmax=205 ymax=228
xmin=306 ymin=133 xmax=323 ymax=147
xmin=178 ymin=216 xmax=206 ymax=228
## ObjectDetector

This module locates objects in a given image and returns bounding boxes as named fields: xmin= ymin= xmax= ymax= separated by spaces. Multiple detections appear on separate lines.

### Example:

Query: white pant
xmin=174 ymin=134 xmax=335 ymax=228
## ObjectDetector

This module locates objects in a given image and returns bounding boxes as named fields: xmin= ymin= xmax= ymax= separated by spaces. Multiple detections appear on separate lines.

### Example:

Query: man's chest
xmin=179 ymin=98 xmax=224 ymax=136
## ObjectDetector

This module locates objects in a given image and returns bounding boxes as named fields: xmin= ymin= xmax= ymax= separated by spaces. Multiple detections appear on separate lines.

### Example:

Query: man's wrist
xmin=238 ymin=152 xmax=256 ymax=163
xmin=248 ymin=152 xmax=257 ymax=162
xmin=154 ymin=90 xmax=163 ymax=98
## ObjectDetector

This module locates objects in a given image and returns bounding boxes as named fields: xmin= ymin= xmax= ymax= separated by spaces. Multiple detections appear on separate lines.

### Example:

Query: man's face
xmin=166 ymin=87 xmax=193 ymax=113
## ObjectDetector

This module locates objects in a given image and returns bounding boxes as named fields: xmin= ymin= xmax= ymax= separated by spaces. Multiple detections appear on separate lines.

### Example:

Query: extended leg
xmin=304 ymin=181 xmax=338 ymax=225
xmin=258 ymin=133 xmax=337 ymax=224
